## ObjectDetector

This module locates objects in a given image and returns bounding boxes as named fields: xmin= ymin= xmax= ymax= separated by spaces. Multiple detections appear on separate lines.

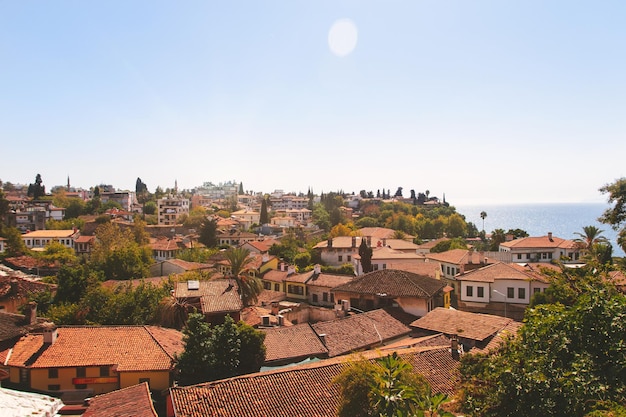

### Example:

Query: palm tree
xmin=480 ymin=211 xmax=487 ymax=232
xmin=155 ymin=295 xmax=193 ymax=330
xmin=223 ymin=247 xmax=263 ymax=306
xmin=573 ymin=225 xmax=608 ymax=250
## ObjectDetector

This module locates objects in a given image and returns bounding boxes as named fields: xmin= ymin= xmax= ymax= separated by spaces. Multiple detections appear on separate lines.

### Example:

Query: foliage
xmin=0 ymin=188 xmax=9 ymax=224
xmin=143 ymin=200 xmax=157 ymax=215
xmin=176 ymin=247 xmax=219 ymax=263
xmin=359 ymin=238 xmax=373 ymax=274
xmin=293 ymin=251 xmax=311 ymax=270
xmin=156 ymin=294 xmax=193 ymax=330
xmin=89 ymin=222 xmax=151 ymax=280
xmin=574 ymin=225 xmax=608 ymax=249
xmin=45 ymin=218 xmax=85 ymax=231
xmin=223 ymin=247 xmax=263 ymax=306
xmin=430 ymin=238 xmax=468 ymax=253
xmin=39 ymin=240 xmax=77 ymax=265
xmin=260 ymin=198 xmax=269 ymax=224
xmin=330 ymin=223 xmax=357 ymax=238
xmin=459 ymin=268 xmax=626 ymax=417
xmin=312 ymin=203 xmax=331 ymax=231
xmin=198 ymin=217 xmax=218 ymax=248
xmin=176 ymin=313 xmax=266 ymax=385
xmin=2 ymin=227 xmax=29 ymax=257
xmin=27 ymin=174 xmax=46 ymax=199
xmin=334 ymin=357 xmax=378 ymax=417
xmin=54 ymin=264 xmax=101 ymax=304
xmin=599 ymin=178 xmax=626 ymax=253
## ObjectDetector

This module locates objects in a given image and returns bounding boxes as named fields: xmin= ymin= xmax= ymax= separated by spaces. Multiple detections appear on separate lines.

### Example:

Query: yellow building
xmin=6 ymin=324 xmax=181 ymax=399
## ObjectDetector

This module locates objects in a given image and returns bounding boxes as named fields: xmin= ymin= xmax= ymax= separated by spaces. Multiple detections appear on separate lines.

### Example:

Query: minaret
xmin=67 ymin=176 xmax=70 ymax=191
xmin=174 ymin=179 xmax=178 ymax=195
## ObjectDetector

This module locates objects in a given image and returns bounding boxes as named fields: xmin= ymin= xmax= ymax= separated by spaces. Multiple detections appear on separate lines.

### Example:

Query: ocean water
xmin=454 ymin=203 xmax=625 ymax=258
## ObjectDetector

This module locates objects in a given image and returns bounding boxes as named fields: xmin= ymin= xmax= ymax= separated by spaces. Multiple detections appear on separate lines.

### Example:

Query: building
xmin=499 ymin=232 xmax=582 ymax=263
xmin=173 ymin=280 xmax=243 ymax=325
xmin=332 ymin=269 xmax=446 ymax=317
xmin=157 ymin=196 xmax=190 ymax=226
xmin=230 ymin=209 xmax=260 ymax=230
xmin=315 ymin=236 xmax=419 ymax=267
xmin=21 ymin=229 xmax=80 ymax=251
xmin=5 ymin=325 xmax=182 ymax=400
xmin=81 ymin=382 xmax=158 ymax=417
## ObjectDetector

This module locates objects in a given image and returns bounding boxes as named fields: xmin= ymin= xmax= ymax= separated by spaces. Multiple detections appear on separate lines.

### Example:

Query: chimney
xmin=287 ymin=265 xmax=296 ymax=275
xmin=367 ymin=236 xmax=371 ymax=246
xmin=277 ymin=315 xmax=284 ymax=326
xmin=318 ymin=333 xmax=327 ymax=346
xmin=262 ymin=253 xmax=269 ymax=262
xmin=451 ymin=335 xmax=460 ymax=360
xmin=351 ymin=236 xmax=357 ymax=248
xmin=327 ymin=238 xmax=333 ymax=248
xmin=314 ymin=264 xmax=321 ymax=275
xmin=28 ymin=302 xmax=37 ymax=325
xmin=382 ymin=238 xmax=387 ymax=246
xmin=280 ymin=262 xmax=286 ymax=272
xmin=548 ymin=232 xmax=553 ymax=242
xmin=43 ymin=324 xmax=58 ymax=345
xmin=271 ymin=303 xmax=279 ymax=315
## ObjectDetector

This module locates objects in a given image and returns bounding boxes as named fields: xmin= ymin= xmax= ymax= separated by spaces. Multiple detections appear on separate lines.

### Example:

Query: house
xmin=150 ymin=237 xmax=183 ymax=261
xmin=100 ymin=190 xmax=137 ymax=212
xmin=21 ymin=229 xmax=81 ymax=251
xmin=311 ymin=309 xmax=412 ymax=358
xmin=0 ymin=387 xmax=64 ymax=416
xmin=410 ymin=307 xmax=522 ymax=352
xmin=354 ymin=246 xmax=426 ymax=275
xmin=173 ymin=280 xmax=243 ymax=325
xmin=0 ymin=277 xmax=57 ymax=313
xmin=274 ymin=208 xmax=312 ymax=222
xmin=157 ymin=195 xmax=190 ymax=226
xmin=415 ymin=238 xmax=450 ymax=255
xmin=81 ymin=382 xmax=158 ymax=417
xmin=149 ymin=259 xmax=214 ymax=277
xmin=166 ymin=345 xmax=460 ymax=417
xmin=216 ymin=231 xmax=258 ymax=247
xmin=314 ymin=236 xmax=419 ymax=267
xmin=261 ymin=323 xmax=329 ymax=366
xmin=261 ymin=269 xmax=290 ymax=293
xmin=499 ymin=232 xmax=582 ymax=263
xmin=305 ymin=269 xmax=353 ymax=307
xmin=74 ymin=235 xmax=96 ymax=257
xmin=0 ymin=237 xmax=5 ymax=253
xmin=5 ymin=325 xmax=181 ymax=400
xmin=239 ymin=239 xmax=278 ymax=255
xmin=332 ymin=269 xmax=446 ymax=317
xmin=230 ymin=209 xmax=260 ymax=230
xmin=455 ymin=262 xmax=550 ymax=320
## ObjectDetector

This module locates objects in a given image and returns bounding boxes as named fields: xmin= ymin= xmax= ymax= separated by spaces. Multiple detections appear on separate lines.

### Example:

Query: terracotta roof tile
xmin=262 ymin=323 xmax=328 ymax=363
xmin=176 ymin=280 xmax=244 ymax=314
xmin=456 ymin=262 xmax=543 ymax=283
xmin=500 ymin=234 xmax=577 ymax=249
xmin=83 ymin=382 xmax=158 ymax=417
xmin=168 ymin=346 xmax=459 ymax=417
xmin=410 ymin=307 xmax=514 ymax=342
xmin=8 ymin=326 xmax=174 ymax=371
xmin=305 ymin=273 xmax=353 ymax=289
xmin=472 ymin=321 xmax=523 ymax=353
xmin=262 ymin=270 xmax=289 ymax=283
xmin=144 ymin=326 xmax=184 ymax=359
xmin=386 ymin=261 xmax=441 ymax=278
xmin=0 ymin=276 xmax=56 ymax=301
xmin=311 ymin=309 xmax=411 ymax=357
xmin=332 ymin=269 xmax=444 ymax=299
xmin=256 ymin=290 xmax=286 ymax=306
xmin=0 ymin=311 xmax=50 ymax=344
xmin=425 ymin=249 xmax=495 ymax=265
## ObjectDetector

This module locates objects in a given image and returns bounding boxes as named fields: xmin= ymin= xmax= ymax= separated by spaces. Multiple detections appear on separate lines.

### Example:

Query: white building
xmin=157 ymin=196 xmax=190 ymax=226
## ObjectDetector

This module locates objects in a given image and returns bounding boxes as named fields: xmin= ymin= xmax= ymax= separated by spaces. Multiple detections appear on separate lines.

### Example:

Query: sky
xmin=1 ymin=1 xmax=625 ymax=205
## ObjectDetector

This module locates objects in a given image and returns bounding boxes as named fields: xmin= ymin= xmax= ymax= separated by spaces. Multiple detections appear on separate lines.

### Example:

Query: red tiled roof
xmin=168 ymin=346 xmax=460 ymax=417
xmin=262 ymin=270 xmax=289 ymax=283
xmin=173 ymin=280 xmax=242 ymax=314
xmin=332 ymin=269 xmax=444 ymax=299
xmin=150 ymin=238 xmax=182 ymax=251
xmin=386 ymin=261 xmax=441 ymax=278
xmin=144 ymin=326 xmax=184 ymax=359
xmin=74 ymin=235 xmax=95 ymax=244
xmin=303 ymin=272 xmax=353 ymax=289
xmin=163 ymin=258 xmax=214 ymax=271
xmin=0 ymin=276 xmax=56 ymax=301
xmin=425 ymin=249 xmax=495 ymax=265
xmin=240 ymin=306 xmax=292 ymax=328
xmin=7 ymin=326 xmax=175 ymax=371
xmin=82 ymin=382 xmax=158 ymax=417
xmin=262 ymin=323 xmax=328 ymax=363
xmin=456 ymin=262 xmax=545 ymax=283
xmin=255 ymin=290 xmax=286 ymax=306
xmin=500 ymin=234 xmax=577 ymax=249
xmin=101 ymin=277 xmax=170 ymax=289
xmin=0 ymin=311 xmax=51 ymax=343
xmin=311 ymin=309 xmax=411 ymax=357
xmin=410 ymin=307 xmax=514 ymax=342
xmin=472 ymin=321 xmax=523 ymax=353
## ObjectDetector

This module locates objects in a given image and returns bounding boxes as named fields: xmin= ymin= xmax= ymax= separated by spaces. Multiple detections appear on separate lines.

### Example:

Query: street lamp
xmin=493 ymin=289 xmax=507 ymax=318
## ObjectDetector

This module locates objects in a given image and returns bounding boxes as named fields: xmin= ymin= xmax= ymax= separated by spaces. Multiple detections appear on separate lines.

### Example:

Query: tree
xmin=459 ymin=267 xmax=626 ymax=417
xmin=40 ymin=240 xmax=77 ymax=265
xmin=574 ymin=225 xmax=608 ymax=250
xmin=0 ymin=188 xmax=10 ymax=225
xmin=238 ymin=182 xmax=244 ymax=195
xmin=359 ymin=239 xmax=373 ymax=274
xmin=489 ymin=228 xmax=507 ymax=251
xmin=198 ymin=217 xmax=218 ymax=248
xmin=2 ymin=227 xmax=29 ymax=257
xmin=260 ymin=198 xmax=269 ymax=225
xmin=599 ymin=177 xmax=626 ymax=253
xmin=223 ymin=247 xmax=263 ymax=306
xmin=394 ymin=187 xmax=403 ymax=197
xmin=27 ymin=174 xmax=46 ymax=199
xmin=176 ymin=313 xmax=266 ymax=385
xmin=480 ymin=211 xmax=487 ymax=232
xmin=89 ymin=222 xmax=151 ymax=280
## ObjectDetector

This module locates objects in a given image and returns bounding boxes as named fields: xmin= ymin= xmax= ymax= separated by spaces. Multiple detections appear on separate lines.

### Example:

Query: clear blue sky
xmin=1 ymin=1 xmax=625 ymax=205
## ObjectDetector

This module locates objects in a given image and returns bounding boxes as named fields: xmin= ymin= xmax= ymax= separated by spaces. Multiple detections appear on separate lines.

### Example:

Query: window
xmin=382 ymin=264 xmax=387 ymax=270
xmin=507 ymin=287 xmax=514 ymax=298
xmin=477 ymin=287 xmax=484 ymax=298
xmin=274 ymin=283 xmax=280 ymax=292
xmin=347 ymin=255 xmax=351 ymax=262
xmin=338 ymin=255 xmax=343 ymax=262
xmin=264 ymin=281 xmax=271 ymax=290
xmin=466 ymin=286 xmax=473 ymax=297
xmin=312 ymin=294 xmax=318 ymax=302
xmin=48 ymin=368 xmax=58 ymax=379
xmin=517 ymin=254 xmax=522 ymax=260
xmin=518 ymin=288 xmax=526 ymax=299
xmin=100 ymin=366 xmax=109 ymax=377
xmin=76 ymin=367 xmax=86 ymax=378
xmin=48 ymin=384 xmax=60 ymax=391
xmin=323 ymin=292 xmax=328 ymax=302
xmin=373 ymin=264 xmax=379 ymax=271
xmin=330 ymin=293 xmax=335 ymax=303
xmin=75 ymin=384 xmax=87 ymax=389
xmin=533 ymin=287 xmax=541 ymax=294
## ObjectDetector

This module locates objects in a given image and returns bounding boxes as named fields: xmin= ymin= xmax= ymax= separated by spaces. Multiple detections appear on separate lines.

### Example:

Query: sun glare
xmin=328 ymin=18 xmax=358 ymax=57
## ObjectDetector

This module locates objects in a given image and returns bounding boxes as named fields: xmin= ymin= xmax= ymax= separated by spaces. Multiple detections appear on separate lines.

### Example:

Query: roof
xmin=21 ymin=230 xmax=78 ymax=238
xmin=332 ymin=269 xmax=445 ymax=299
xmin=425 ymin=249 xmax=495 ymax=265
xmin=385 ymin=261 xmax=441 ymax=278
xmin=311 ymin=309 xmax=411 ymax=357
xmin=255 ymin=289 xmax=287 ymax=306
xmin=261 ymin=270 xmax=289 ymax=283
xmin=368 ymin=246 xmax=424 ymax=260
xmin=82 ymin=382 xmax=157 ymax=417
xmin=456 ymin=262 xmax=547 ymax=283
xmin=149 ymin=237 xmax=182 ymax=251
xmin=500 ymin=234 xmax=578 ymax=250
xmin=0 ymin=276 xmax=56 ymax=301
xmin=0 ymin=311 xmax=50 ymax=344
xmin=176 ymin=280 xmax=244 ymax=314
xmin=410 ymin=307 xmax=515 ymax=342
xmin=357 ymin=227 xmax=400 ymax=239
xmin=472 ymin=321 xmax=523 ymax=353
xmin=144 ymin=326 xmax=184 ymax=359
xmin=262 ymin=323 xmax=328 ymax=363
xmin=415 ymin=238 xmax=450 ymax=251
xmin=74 ymin=235 xmax=96 ymax=244
xmin=240 ymin=306 xmax=293 ymax=328
xmin=0 ymin=387 xmax=64 ymax=417
xmin=7 ymin=326 xmax=175 ymax=371
xmin=305 ymin=272 xmax=353 ymax=289
xmin=168 ymin=346 xmax=459 ymax=417
xmin=101 ymin=277 xmax=170 ymax=289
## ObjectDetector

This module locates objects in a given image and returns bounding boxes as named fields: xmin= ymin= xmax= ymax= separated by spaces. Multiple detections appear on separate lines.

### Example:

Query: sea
xmin=454 ymin=203 xmax=625 ymax=258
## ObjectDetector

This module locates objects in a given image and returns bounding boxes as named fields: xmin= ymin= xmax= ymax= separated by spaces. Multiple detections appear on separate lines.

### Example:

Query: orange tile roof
xmin=410 ymin=307 xmax=515 ymax=342
xmin=8 ymin=326 xmax=175 ymax=371
xmin=262 ymin=323 xmax=328 ymax=363
xmin=82 ymin=382 xmax=158 ymax=417
xmin=255 ymin=290 xmax=287 ymax=306
xmin=150 ymin=238 xmax=182 ymax=251
xmin=168 ymin=346 xmax=460 ymax=417
xmin=305 ymin=273 xmax=353 ymax=289
xmin=101 ymin=277 xmax=170 ymax=289
xmin=74 ymin=235 xmax=95 ymax=244
xmin=386 ymin=261 xmax=441 ymax=278
xmin=144 ymin=326 xmax=184 ymax=359
xmin=173 ymin=280 xmax=242 ymax=314
xmin=22 ymin=230 xmax=78 ymax=238
xmin=357 ymin=227 xmax=399 ymax=239
xmin=311 ymin=309 xmax=411 ymax=357
xmin=456 ymin=262 xmax=545 ymax=283
xmin=0 ymin=311 xmax=51 ymax=344
xmin=262 ymin=270 xmax=289 ymax=283
xmin=332 ymin=269 xmax=444 ymax=299
xmin=425 ymin=249 xmax=495 ymax=265
xmin=500 ymin=234 xmax=577 ymax=249
xmin=472 ymin=321 xmax=523 ymax=353
xmin=0 ymin=276 xmax=56 ymax=301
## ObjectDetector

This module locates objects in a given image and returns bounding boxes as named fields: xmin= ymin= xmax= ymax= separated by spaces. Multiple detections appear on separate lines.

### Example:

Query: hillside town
xmin=0 ymin=175 xmax=625 ymax=417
